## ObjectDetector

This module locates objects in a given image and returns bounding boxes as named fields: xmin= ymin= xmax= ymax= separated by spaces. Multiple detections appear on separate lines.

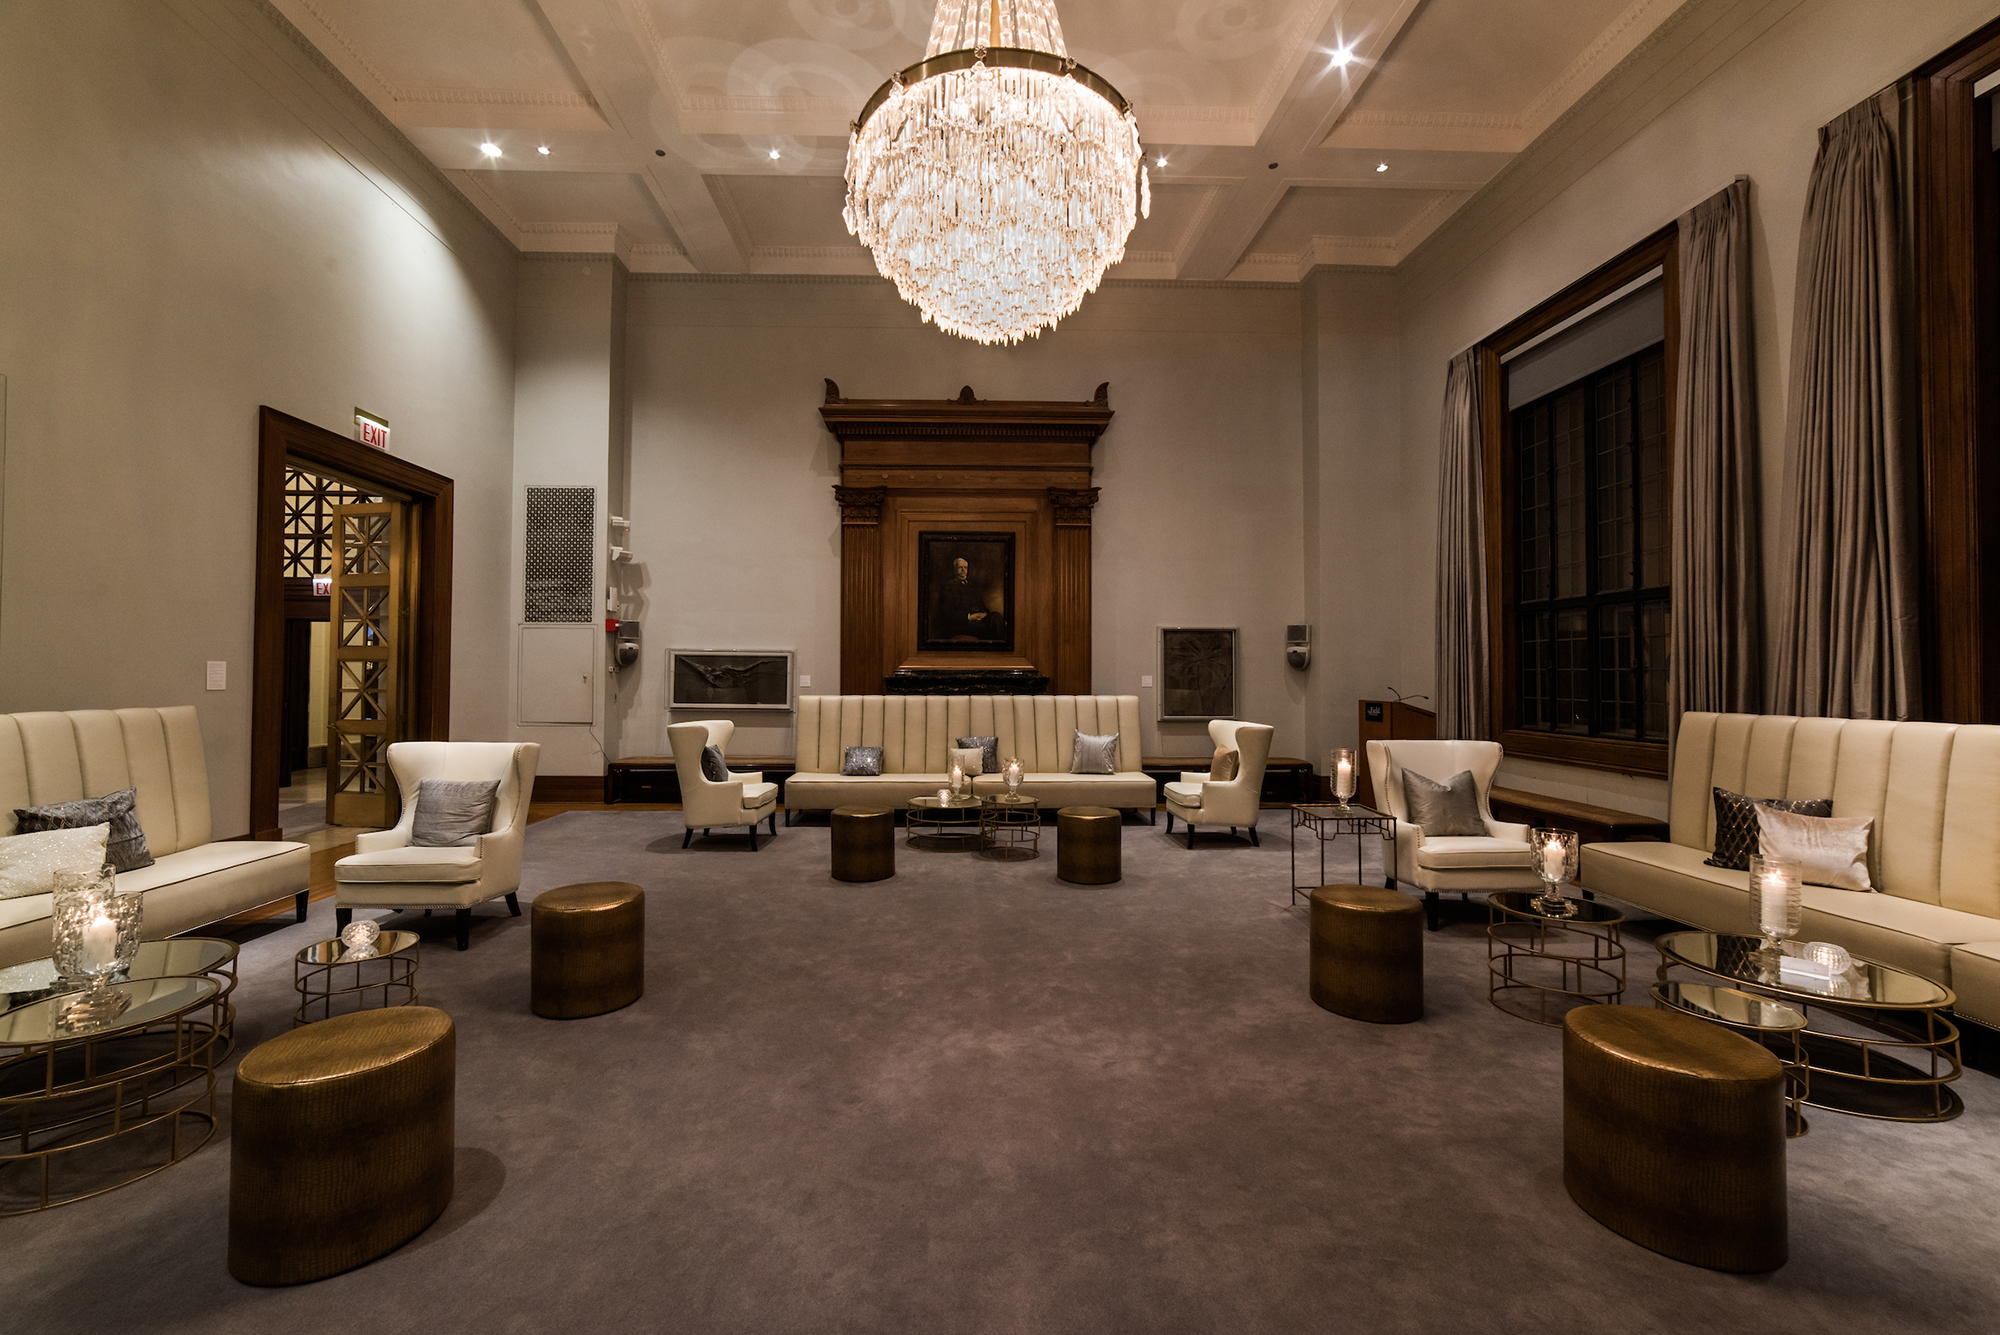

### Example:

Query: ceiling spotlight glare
xmin=479 ymin=142 xmax=502 ymax=157
xmin=769 ymin=148 xmax=781 ymax=159
xmin=537 ymin=145 xmax=551 ymax=156
xmin=1329 ymin=46 xmax=1355 ymax=68
xmin=1156 ymin=155 xmax=1167 ymax=168
xmin=1376 ymin=162 xmax=1389 ymax=173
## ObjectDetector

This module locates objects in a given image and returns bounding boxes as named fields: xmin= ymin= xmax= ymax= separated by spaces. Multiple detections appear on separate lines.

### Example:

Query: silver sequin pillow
xmin=1070 ymin=731 xmax=1118 ymax=775
xmin=841 ymin=746 xmax=883 ymax=777
xmin=16 ymin=787 xmax=153 ymax=872
xmin=0 ymin=824 xmax=111 ymax=900
xmin=411 ymin=779 xmax=501 ymax=848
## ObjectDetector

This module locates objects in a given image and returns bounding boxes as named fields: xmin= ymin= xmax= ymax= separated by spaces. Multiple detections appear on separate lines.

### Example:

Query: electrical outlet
xmin=1140 ymin=675 xmax=1153 ymax=688
xmin=799 ymin=674 xmax=812 ymax=687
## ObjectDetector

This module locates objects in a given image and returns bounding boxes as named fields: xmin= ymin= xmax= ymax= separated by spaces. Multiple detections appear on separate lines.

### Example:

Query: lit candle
xmin=1005 ymin=758 xmax=1022 ymax=791
xmin=1540 ymin=835 xmax=1566 ymax=882
xmin=1335 ymin=757 xmax=1352 ymax=802
xmin=937 ymin=787 xmax=951 ymax=805
xmin=949 ymin=761 xmax=964 ymax=795
xmin=1760 ymin=871 xmax=1787 ymax=935
xmin=81 ymin=912 xmax=117 ymax=972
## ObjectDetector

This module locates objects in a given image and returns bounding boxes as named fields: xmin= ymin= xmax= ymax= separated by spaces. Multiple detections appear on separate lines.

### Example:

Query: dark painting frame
xmin=668 ymin=649 xmax=794 ymax=711
xmin=917 ymin=531 xmax=1016 ymax=653
xmin=1159 ymin=627 xmax=1238 ymax=721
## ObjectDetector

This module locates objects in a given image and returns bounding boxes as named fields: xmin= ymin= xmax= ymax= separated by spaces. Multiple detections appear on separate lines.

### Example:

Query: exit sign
xmin=355 ymin=408 xmax=390 ymax=450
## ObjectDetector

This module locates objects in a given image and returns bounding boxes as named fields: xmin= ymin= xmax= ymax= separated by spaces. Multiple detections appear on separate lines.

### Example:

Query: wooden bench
xmin=1487 ymin=786 xmax=1668 ymax=844
xmin=603 ymin=755 xmax=796 ymax=805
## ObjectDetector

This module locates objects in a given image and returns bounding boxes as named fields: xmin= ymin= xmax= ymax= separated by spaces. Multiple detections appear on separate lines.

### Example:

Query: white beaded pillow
xmin=0 ymin=824 xmax=111 ymax=901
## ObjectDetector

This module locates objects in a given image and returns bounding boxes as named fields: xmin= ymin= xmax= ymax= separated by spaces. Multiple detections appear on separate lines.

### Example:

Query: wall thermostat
xmin=1285 ymin=624 xmax=1311 ymax=671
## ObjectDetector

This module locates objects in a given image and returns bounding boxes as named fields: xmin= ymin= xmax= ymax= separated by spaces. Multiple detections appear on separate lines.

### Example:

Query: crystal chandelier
xmin=843 ymin=0 xmax=1149 ymax=346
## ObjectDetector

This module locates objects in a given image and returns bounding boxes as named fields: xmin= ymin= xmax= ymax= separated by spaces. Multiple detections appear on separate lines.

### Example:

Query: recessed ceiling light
xmin=537 ymin=145 xmax=551 ymax=156
xmin=1155 ymin=155 xmax=1167 ymax=168
xmin=769 ymin=148 xmax=781 ymax=160
xmin=1376 ymin=162 xmax=1389 ymax=173
xmin=655 ymin=149 xmax=666 ymax=157
xmin=1329 ymin=46 xmax=1355 ymax=68
xmin=479 ymin=142 xmax=502 ymax=157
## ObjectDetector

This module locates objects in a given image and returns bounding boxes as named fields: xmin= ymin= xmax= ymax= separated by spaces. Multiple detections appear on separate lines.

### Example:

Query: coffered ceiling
xmin=273 ymin=0 xmax=1689 ymax=280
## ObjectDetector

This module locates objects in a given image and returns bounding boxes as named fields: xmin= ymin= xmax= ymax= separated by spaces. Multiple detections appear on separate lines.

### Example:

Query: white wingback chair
xmin=1365 ymin=739 xmax=1541 ymax=929
xmin=668 ymin=720 xmax=779 ymax=850
xmin=1163 ymin=720 xmax=1275 ymax=848
xmin=333 ymin=741 xmax=540 ymax=950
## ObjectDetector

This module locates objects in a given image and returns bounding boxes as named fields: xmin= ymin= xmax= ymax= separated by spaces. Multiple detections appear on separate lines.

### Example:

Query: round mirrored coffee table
xmin=0 ymin=975 xmax=226 ymax=1214
xmin=294 ymin=930 xmax=421 ymax=1026
xmin=1655 ymin=930 xmax=1962 ymax=1123
xmin=906 ymin=795 xmax=984 ymax=848
xmin=979 ymin=796 xmax=1041 ymax=860
xmin=1487 ymin=890 xmax=1626 ymax=1025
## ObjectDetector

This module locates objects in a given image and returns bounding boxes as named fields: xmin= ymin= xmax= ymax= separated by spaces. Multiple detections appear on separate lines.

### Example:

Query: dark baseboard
xmin=532 ymin=775 xmax=605 ymax=802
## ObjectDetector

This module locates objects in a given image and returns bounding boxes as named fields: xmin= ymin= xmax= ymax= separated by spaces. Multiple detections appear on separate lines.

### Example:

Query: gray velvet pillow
xmin=411 ymin=779 xmax=501 ymax=848
xmin=955 ymin=735 xmax=999 ymax=776
xmin=16 ymin=787 xmax=153 ymax=872
xmin=700 ymin=744 xmax=730 ymax=783
xmin=1070 ymin=731 xmax=1118 ymax=775
xmin=1401 ymin=769 xmax=1486 ymax=837
xmin=841 ymin=746 xmax=883 ymax=777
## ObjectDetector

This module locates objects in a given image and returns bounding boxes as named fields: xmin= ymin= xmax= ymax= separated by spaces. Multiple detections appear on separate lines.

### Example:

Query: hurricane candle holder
xmin=1003 ymin=757 xmax=1024 ymax=797
xmin=949 ymin=760 xmax=965 ymax=796
xmin=51 ymin=868 xmax=142 ymax=987
xmin=1528 ymin=827 xmax=1580 ymax=918
xmin=1750 ymin=854 xmax=1802 ymax=944
xmin=1329 ymin=748 xmax=1357 ymax=808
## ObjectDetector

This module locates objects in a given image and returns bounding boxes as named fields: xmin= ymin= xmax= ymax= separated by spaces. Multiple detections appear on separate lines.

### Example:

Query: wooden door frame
xmin=251 ymin=406 xmax=454 ymax=840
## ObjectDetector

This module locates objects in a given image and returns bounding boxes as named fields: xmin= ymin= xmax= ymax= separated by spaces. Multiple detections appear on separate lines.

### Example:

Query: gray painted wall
xmin=0 ymin=0 xmax=518 ymax=835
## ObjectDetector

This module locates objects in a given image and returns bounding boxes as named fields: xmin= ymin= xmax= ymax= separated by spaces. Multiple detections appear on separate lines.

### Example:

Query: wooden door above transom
xmin=822 ymin=381 xmax=1112 ymax=694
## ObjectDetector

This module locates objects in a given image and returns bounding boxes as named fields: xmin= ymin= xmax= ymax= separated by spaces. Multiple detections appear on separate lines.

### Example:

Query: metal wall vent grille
xmin=524 ymin=485 xmax=595 ymax=623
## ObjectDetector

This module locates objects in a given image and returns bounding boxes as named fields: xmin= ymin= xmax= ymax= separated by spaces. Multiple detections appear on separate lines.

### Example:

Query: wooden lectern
xmin=1356 ymin=699 xmax=1435 ymax=809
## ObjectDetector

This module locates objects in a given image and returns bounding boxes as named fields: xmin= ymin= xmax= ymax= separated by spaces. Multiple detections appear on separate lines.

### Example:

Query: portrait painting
xmin=1159 ymin=627 xmax=1238 ymax=721
xmin=668 ymin=649 xmax=794 ymax=711
xmin=917 ymin=532 xmax=1016 ymax=652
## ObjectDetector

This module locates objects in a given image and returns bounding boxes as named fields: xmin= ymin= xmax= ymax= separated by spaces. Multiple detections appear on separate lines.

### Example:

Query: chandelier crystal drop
xmin=843 ymin=0 xmax=1149 ymax=346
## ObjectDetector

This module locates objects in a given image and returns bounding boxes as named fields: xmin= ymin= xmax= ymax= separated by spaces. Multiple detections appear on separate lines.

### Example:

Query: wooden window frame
xmin=1911 ymin=17 xmax=2000 ymax=723
xmin=1477 ymin=224 xmax=1679 ymax=776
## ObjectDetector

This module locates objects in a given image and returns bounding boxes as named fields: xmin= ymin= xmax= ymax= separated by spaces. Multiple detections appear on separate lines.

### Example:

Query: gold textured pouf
xmin=531 ymin=881 xmax=645 ymax=1019
xmin=1564 ymin=1004 xmax=1787 ymax=1272
xmin=831 ymin=806 xmax=896 ymax=882
xmin=229 ymin=1007 xmax=455 ymax=1285
xmin=1057 ymin=806 xmax=1122 ymax=884
xmin=1308 ymin=885 xmax=1424 ymax=1023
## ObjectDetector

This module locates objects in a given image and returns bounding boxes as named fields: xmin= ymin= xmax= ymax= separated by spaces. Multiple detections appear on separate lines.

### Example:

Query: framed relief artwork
xmin=668 ymin=649 xmax=794 ymax=711
xmin=1159 ymin=627 xmax=1237 ymax=721
xmin=916 ymin=531 xmax=1016 ymax=653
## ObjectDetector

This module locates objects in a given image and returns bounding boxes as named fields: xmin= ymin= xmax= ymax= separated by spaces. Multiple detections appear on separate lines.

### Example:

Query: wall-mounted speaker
xmin=1285 ymin=624 xmax=1311 ymax=671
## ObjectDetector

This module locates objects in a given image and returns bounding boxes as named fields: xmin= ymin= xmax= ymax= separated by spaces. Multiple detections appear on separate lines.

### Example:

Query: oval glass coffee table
xmin=1652 ymin=981 xmax=1810 ymax=1136
xmin=1487 ymin=890 xmax=1626 ymax=1025
xmin=0 ymin=975 xmax=226 ymax=1213
xmin=906 ymin=795 xmax=985 ymax=848
xmin=294 ymin=930 xmax=421 ymax=1026
xmin=0 ymin=937 xmax=239 ymax=1048
xmin=1655 ymin=931 xmax=1962 ymax=1122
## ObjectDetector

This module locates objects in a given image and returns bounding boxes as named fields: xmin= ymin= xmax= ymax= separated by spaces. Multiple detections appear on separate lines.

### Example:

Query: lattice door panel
xmin=327 ymin=502 xmax=406 ymax=827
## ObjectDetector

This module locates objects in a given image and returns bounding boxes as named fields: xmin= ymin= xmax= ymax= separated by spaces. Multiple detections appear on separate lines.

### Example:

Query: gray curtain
xmin=1771 ymin=97 xmax=1922 ymax=719
xmin=1669 ymin=178 xmax=1762 ymax=731
xmin=1434 ymin=349 xmax=1489 ymax=740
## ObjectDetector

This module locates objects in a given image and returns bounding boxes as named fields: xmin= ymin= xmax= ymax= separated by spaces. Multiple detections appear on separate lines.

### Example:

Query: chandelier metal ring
xmin=851 ymin=46 xmax=1132 ymax=134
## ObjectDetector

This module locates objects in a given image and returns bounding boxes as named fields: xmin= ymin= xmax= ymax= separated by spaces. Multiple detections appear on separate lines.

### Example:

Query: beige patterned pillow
xmin=949 ymin=746 xmax=986 ymax=776
xmin=1210 ymin=746 xmax=1239 ymax=782
xmin=0 ymin=824 xmax=110 ymax=900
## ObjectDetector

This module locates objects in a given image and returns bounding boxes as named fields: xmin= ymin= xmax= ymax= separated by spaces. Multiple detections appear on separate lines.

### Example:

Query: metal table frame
xmin=1486 ymin=891 xmax=1626 ymax=1025
xmin=1289 ymin=804 xmax=1397 ymax=904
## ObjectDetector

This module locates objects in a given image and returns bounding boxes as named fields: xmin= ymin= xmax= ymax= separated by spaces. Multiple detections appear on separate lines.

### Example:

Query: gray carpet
xmin=6 ymin=811 xmax=1998 ymax=1334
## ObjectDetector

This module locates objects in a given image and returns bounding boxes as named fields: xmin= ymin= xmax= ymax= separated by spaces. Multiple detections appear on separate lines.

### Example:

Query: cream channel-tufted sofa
xmin=0 ymin=707 xmax=310 ymax=969
xmin=787 ymin=695 xmax=1156 ymax=815
xmin=1579 ymin=711 xmax=2000 ymax=1036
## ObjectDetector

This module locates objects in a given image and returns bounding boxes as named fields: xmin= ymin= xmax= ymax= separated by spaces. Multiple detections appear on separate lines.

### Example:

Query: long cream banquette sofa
xmin=1579 ymin=711 xmax=2000 ymax=1035
xmin=786 ymin=695 xmax=1156 ymax=815
xmin=0 ymin=707 xmax=310 ymax=969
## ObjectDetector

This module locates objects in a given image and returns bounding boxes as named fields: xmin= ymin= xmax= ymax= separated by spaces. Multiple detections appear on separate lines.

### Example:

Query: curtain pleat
xmin=1435 ymin=349 xmax=1490 ymax=740
xmin=1771 ymin=99 xmax=1922 ymax=719
xmin=1670 ymin=178 xmax=1763 ymax=734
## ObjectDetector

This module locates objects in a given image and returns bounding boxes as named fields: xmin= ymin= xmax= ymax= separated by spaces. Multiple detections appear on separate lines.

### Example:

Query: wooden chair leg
xmin=335 ymin=906 xmax=352 ymax=931
xmin=682 ymin=828 xmax=693 ymax=849
xmin=506 ymin=892 xmax=521 ymax=916
xmin=455 ymin=908 xmax=471 ymax=951
xmin=295 ymin=891 xmax=308 ymax=923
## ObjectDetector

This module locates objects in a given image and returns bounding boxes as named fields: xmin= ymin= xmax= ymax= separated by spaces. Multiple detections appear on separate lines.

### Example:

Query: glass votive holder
xmin=1528 ymin=827 xmax=1580 ymax=917
xmin=1750 ymin=854 xmax=1802 ymax=943
xmin=52 ymin=868 xmax=142 ymax=987
xmin=1330 ymin=748 xmax=1356 ymax=807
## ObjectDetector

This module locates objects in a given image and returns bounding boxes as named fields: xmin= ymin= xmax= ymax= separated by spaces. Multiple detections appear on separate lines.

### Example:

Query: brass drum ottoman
xmin=1308 ymin=885 xmax=1424 ymax=1023
xmin=831 ymin=806 xmax=896 ymax=882
xmin=1563 ymin=1005 xmax=1787 ymax=1272
xmin=1057 ymin=806 xmax=1122 ymax=884
xmin=532 ymin=881 xmax=645 ymax=1019
xmin=229 ymin=1007 xmax=455 ymax=1285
